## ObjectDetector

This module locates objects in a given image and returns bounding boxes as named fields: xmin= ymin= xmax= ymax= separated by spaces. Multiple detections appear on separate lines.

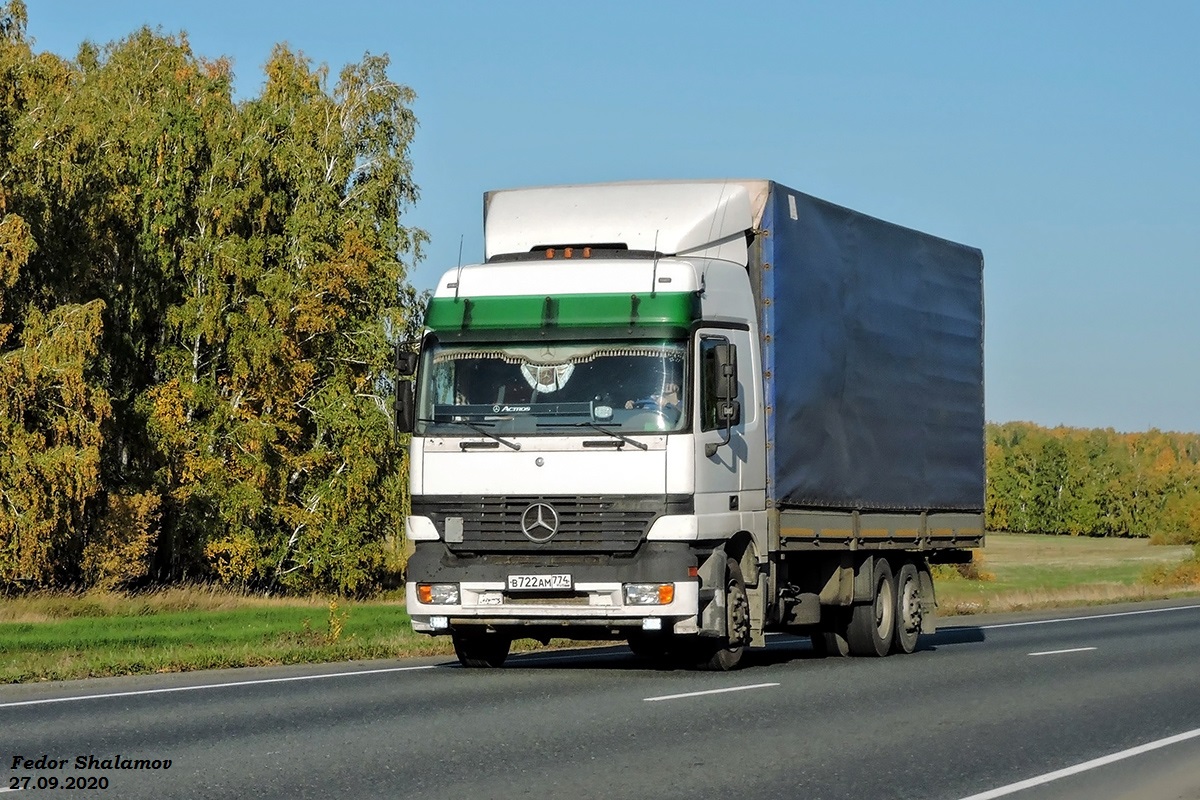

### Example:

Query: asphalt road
xmin=3 ymin=599 xmax=1199 ymax=799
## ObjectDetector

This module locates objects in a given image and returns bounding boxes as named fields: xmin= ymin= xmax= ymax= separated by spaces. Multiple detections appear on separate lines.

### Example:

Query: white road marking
xmin=972 ymin=603 xmax=1200 ymax=631
xmin=6 ymin=604 xmax=1193 ymax=711
xmin=0 ymin=664 xmax=437 ymax=709
xmin=1028 ymin=647 xmax=1097 ymax=656
xmin=644 ymin=682 xmax=779 ymax=702
xmin=957 ymin=727 xmax=1200 ymax=800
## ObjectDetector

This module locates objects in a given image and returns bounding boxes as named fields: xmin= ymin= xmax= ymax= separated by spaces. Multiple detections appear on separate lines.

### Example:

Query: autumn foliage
xmin=987 ymin=422 xmax=1200 ymax=543
xmin=3 ymin=4 xmax=1196 ymax=594
xmin=0 ymin=2 xmax=424 ymax=592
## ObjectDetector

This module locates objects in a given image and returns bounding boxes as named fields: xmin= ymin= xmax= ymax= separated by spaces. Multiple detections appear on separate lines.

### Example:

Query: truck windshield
xmin=415 ymin=339 xmax=688 ymax=436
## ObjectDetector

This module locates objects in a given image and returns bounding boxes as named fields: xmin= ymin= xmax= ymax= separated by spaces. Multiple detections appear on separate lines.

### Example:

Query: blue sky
xmin=24 ymin=1 xmax=1200 ymax=433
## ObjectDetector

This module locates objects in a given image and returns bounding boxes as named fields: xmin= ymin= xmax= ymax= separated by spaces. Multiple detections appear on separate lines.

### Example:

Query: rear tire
xmin=811 ymin=608 xmax=851 ymax=657
xmin=892 ymin=561 xmax=922 ymax=655
xmin=847 ymin=559 xmax=896 ymax=657
xmin=811 ymin=630 xmax=851 ymax=657
xmin=453 ymin=632 xmax=511 ymax=668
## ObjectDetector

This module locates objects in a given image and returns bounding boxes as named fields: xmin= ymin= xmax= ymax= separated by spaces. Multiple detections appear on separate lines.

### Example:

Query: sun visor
xmin=484 ymin=180 xmax=765 ymax=266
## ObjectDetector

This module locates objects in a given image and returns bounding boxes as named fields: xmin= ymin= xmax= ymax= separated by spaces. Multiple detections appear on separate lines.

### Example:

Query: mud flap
xmin=696 ymin=547 xmax=728 ymax=637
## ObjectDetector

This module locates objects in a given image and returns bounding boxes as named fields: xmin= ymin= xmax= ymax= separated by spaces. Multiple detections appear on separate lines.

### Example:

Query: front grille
xmin=412 ymin=495 xmax=691 ymax=554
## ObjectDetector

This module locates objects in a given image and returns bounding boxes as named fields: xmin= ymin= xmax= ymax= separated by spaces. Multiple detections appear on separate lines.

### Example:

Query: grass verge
xmin=0 ymin=595 xmax=452 ymax=684
xmin=936 ymin=533 xmax=1200 ymax=615
xmin=2 ymin=533 xmax=1198 ymax=683
xmin=0 ymin=589 xmax=584 ymax=684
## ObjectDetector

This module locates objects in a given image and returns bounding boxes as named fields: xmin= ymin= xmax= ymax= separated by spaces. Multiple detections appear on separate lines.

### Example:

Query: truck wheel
xmin=892 ymin=561 xmax=922 ymax=655
xmin=695 ymin=556 xmax=751 ymax=671
xmin=847 ymin=559 xmax=896 ymax=657
xmin=811 ymin=631 xmax=852 ymax=657
xmin=811 ymin=609 xmax=851 ymax=657
xmin=452 ymin=632 xmax=511 ymax=668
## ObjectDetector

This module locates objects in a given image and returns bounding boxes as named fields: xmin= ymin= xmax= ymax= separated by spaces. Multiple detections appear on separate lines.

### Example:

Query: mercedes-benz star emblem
xmin=520 ymin=503 xmax=559 ymax=543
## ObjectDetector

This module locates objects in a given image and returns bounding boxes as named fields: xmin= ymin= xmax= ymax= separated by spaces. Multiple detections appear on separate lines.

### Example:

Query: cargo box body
xmin=752 ymin=183 xmax=985 ymax=514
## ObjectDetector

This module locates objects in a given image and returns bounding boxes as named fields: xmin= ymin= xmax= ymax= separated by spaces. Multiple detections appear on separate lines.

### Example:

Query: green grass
xmin=2 ymin=533 xmax=1198 ymax=683
xmin=0 ymin=588 xmax=579 ymax=683
xmin=0 ymin=597 xmax=452 ymax=683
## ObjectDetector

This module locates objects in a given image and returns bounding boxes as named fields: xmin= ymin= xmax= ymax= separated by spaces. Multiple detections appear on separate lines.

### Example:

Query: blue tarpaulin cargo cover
xmin=754 ymin=183 xmax=984 ymax=512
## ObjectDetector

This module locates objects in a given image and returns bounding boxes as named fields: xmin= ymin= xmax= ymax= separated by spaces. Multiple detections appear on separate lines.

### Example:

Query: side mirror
xmin=396 ymin=346 xmax=418 ymax=377
xmin=713 ymin=343 xmax=738 ymax=401
xmin=395 ymin=383 xmax=415 ymax=434
xmin=394 ymin=342 xmax=418 ymax=436
xmin=704 ymin=343 xmax=740 ymax=458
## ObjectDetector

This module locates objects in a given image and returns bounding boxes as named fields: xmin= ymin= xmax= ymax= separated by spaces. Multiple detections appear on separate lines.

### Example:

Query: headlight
xmin=417 ymin=583 xmax=460 ymax=605
xmin=623 ymin=583 xmax=675 ymax=605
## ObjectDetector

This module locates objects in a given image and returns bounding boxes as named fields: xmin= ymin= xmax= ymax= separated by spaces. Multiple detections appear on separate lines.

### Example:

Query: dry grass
xmin=0 ymin=584 xmax=331 ymax=624
xmin=1143 ymin=548 xmax=1200 ymax=587
xmin=982 ymin=533 xmax=1194 ymax=568
xmin=936 ymin=533 xmax=1200 ymax=615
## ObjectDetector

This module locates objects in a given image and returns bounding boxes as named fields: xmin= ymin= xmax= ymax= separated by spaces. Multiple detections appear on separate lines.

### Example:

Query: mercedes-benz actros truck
xmin=397 ymin=179 xmax=984 ymax=670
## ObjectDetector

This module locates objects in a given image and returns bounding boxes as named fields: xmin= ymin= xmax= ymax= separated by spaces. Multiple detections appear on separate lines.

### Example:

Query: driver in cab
xmin=624 ymin=362 xmax=683 ymax=424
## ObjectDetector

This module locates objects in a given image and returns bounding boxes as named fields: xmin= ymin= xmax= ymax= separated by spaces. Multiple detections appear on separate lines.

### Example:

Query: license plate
xmin=507 ymin=574 xmax=572 ymax=591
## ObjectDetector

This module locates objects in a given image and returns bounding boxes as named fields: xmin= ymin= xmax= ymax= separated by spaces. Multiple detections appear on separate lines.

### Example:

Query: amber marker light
xmin=417 ymin=583 xmax=460 ymax=604
xmin=623 ymin=583 xmax=674 ymax=605
xmin=564 ymin=247 xmax=573 ymax=258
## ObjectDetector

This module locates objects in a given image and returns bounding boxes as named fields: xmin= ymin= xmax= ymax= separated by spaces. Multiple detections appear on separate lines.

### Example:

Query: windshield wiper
xmin=538 ymin=421 xmax=649 ymax=451
xmin=418 ymin=417 xmax=521 ymax=451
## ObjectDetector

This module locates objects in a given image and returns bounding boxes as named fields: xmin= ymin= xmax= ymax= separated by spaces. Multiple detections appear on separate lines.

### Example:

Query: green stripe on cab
xmin=425 ymin=292 xmax=699 ymax=331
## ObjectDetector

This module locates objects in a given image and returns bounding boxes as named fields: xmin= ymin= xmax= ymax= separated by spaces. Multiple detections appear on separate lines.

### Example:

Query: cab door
xmin=693 ymin=327 xmax=767 ymax=527
xmin=694 ymin=331 xmax=744 ymax=524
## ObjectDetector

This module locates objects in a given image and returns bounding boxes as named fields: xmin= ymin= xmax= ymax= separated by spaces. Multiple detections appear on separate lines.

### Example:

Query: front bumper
xmin=406 ymin=540 xmax=701 ymax=635
xmin=406 ymin=580 xmax=700 ymax=634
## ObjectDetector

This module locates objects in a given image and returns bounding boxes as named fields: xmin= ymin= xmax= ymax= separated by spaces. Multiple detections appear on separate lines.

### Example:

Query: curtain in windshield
xmin=416 ymin=341 xmax=688 ymax=434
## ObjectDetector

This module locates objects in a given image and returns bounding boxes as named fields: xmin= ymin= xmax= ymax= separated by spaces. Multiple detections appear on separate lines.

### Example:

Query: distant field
xmin=2 ymin=534 xmax=1197 ymax=683
xmin=936 ymin=532 xmax=1199 ymax=614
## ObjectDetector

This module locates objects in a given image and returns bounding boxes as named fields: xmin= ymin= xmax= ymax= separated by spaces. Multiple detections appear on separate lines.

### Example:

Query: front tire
xmin=453 ymin=632 xmax=511 ymax=668
xmin=694 ymin=556 xmax=751 ymax=671
xmin=847 ymin=559 xmax=896 ymax=657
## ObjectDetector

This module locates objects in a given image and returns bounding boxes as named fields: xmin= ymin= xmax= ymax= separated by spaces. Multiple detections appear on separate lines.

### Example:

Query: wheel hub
xmin=728 ymin=582 xmax=750 ymax=648
xmin=901 ymin=579 xmax=922 ymax=633
xmin=875 ymin=580 xmax=895 ymax=639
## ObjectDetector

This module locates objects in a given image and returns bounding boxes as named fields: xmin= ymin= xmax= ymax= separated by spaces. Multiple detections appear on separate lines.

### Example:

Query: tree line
xmin=0 ymin=2 xmax=425 ymax=594
xmin=3 ymin=3 xmax=1196 ymax=595
xmin=987 ymin=422 xmax=1200 ymax=543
